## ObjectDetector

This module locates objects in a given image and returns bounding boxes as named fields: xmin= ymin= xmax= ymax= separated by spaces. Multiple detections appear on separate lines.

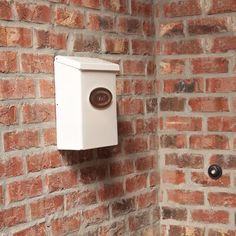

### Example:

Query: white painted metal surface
xmin=54 ymin=56 xmax=119 ymax=150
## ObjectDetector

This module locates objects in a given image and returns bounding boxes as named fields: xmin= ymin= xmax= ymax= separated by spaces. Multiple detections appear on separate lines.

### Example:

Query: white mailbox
xmin=54 ymin=56 xmax=119 ymax=150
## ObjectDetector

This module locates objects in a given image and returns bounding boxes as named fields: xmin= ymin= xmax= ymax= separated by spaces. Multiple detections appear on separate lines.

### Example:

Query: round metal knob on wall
xmin=208 ymin=165 xmax=222 ymax=180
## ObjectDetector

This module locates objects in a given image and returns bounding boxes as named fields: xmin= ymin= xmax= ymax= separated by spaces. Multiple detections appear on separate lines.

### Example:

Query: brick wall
xmin=0 ymin=0 xmax=159 ymax=235
xmin=156 ymin=0 xmax=236 ymax=235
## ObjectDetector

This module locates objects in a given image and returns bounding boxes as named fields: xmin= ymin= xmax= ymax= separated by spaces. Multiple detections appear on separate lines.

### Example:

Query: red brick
xmin=162 ymin=170 xmax=185 ymax=185
xmin=132 ymin=39 xmax=154 ymax=56
xmin=128 ymin=212 xmax=150 ymax=232
xmin=208 ymin=192 xmax=236 ymax=207
xmin=22 ymin=103 xmax=55 ymax=124
xmin=0 ymin=156 xmax=24 ymax=177
xmin=80 ymin=165 xmax=108 ymax=184
xmin=110 ymin=160 xmax=134 ymax=177
xmin=168 ymin=190 xmax=204 ymax=205
xmin=118 ymin=120 xmax=133 ymax=136
xmin=111 ymin=198 xmax=135 ymax=217
xmin=137 ymin=191 xmax=157 ymax=209
xmin=208 ymin=0 xmax=236 ymax=14
xmin=210 ymin=154 xmax=236 ymax=169
xmin=0 ymin=26 xmax=32 ymax=47
xmin=16 ymin=2 xmax=51 ymax=23
xmin=123 ymin=60 xmax=145 ymax=75
xmin=0 ymin=79 xmax=35 ymax=100
xmin=66 ymin=190 xmax=96 ymax=210
xmin=135 ymin=155 xmax=155 ymax=171
xmin=87 ymin=13 xmax=114 ymax=32
xmin=98 ymin=182 xmax=124 ymax=201
xmin=163 ymin=39 xmax=203 ymax=55
xmin=118 ymin=17 xmax=142 ymax=34
xmin=73 ymin=34 xmax=100 ymax=52
xmin=35 ymin=30 xmax=67 ymax=50
xmin=103 ymin=0 xmax=127 ymax=13
xmin=83 ymin=206 xmax=109 ymax=225
xmin=160 ymin=97 xmax=185 ymax=111
xmin=211 ymin=36 xmax=236 ymax=53
xmin=0 ymin=206 xmax=26 ymax=227
xmin=0 ymin=185 xmax=3 ymax=205
xmin=27 ymin=151 xmax=62 ymax=173
xmin=168 ymin=225 xmax=205 ymax=236
xmin=135 ymin=117 xmax=158 ymax=134
xmin=0 ymin=0 xmax=12 ymax=20
xmin=160 ymin=59 xmax=185 ymax=74
xmin=165 ymin=116 xmax=202 ymax=131
xmin=208 ymin=229 xmax=236 ymax=236
xmin=43 ymin=127 xmax=56 ymax=146
xmin=124 ymin=137 xmax=148 ymax=154
xmin=190 ymin=135 xmax=229 ymax=150
xmin=189 ymin=97 xmax=229 ymax=112
xmin=208 ymin=116 xmax=236 ymax=132
xmin=133 ymin=80 xmax=157 ymax=95
xmin=147 ymin=61 xmax=156 ymax=75
xmin=116 ymin=79 xmax=132 ymax=96
xmin=46 ymin=170 xmax=78 ymax=192
xmin=207 ymin=77 xmax=236 ymax=92
xmin=162 ymin=207 xmax=187 ymax=221
xmin=131 ymin=0 xmax=152 ymax=17
xmin=143 ymin=20 xmax=155 ymax=37
xmin=31 ymin=195 xmax=64 ymax=219
xmin=13 ymin=223 xmax=47 ymax=236
xmin=0 ymin=51 xmax=17 ymax=73
xmin=164 ymin=78 xmax=204 ymax=93
xmin=164 ymin=0 xmax=201 ymax=17
xmin=191 ymin=172 xmax=230 ymax=187
xmin=0 ymin=105 xmax=17 ymax=125
xmin=55 ymin=7 xmax=84 ymax=28
xmin=4 ymin=130 xmax=39 ymax=151
xmin=21 ymin=53 xmax=53 ymax=74
xmin=98 ymin=221 xmax=125 ymax=236
xmin=150 ymin=171 xmax=159 ymax=186
xmin=40 ymin=79 xmax=55 ymax=98
xmin=160 ymin=135 xmax=187 ymax=149
xmin=191 ymin=210 xmax=229 ymax=224
xmin=7 ymin=176 xmax=43 ymax=203
xmin=105 ymin=37 xmax=128 ymax=54
xmin=160 ymin=22 xmax=184 ymax=37
xmin=191 ymin=57 xmax=228 ymax=74
xmin=118 ymin=98 xmax=144 ymax=115
xmin=51 ymin=212 xmax=81 ymax=235
xmin=126 ymin=174 xmax=147 ymax=192
xmin=165 ymin=153 xmax=204 ymax=169
xmin=188 ymin=17 xmax=228 ymax=35
xmin=71 ymin=0 xmax=100 ymax=8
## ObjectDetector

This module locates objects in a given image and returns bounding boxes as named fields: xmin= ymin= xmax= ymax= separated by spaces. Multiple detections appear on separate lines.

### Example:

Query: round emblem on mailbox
xmin=89 ymin=87 xmax=113 ymax=109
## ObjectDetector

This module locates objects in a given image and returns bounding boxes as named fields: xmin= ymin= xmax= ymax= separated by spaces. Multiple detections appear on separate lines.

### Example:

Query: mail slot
xmin=54 ymin=56 xmax=119 ymax=150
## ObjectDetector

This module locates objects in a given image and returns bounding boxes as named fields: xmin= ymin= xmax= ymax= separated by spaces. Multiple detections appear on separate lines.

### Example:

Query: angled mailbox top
xmin=55 ymin=56 xmax=120 ymax=72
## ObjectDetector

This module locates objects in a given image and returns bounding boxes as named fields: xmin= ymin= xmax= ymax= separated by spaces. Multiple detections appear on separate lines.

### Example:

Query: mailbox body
xmin=54 ymin=56 xmax=119 ymax=150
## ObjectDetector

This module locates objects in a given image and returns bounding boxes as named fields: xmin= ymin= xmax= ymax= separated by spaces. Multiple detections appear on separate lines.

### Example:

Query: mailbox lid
xmin=55 ymin=56 xmax=119 ymax=72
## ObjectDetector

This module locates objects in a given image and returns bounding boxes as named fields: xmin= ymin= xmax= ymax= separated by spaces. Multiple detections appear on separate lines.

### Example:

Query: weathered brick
xmin=208 ymin=116 xmax=236 ymax=131
xmin=111 ymin=198 xmax=135 ymax=217
xmin=0 ymin=26 xmax=32 ymax=47
xmin=98 ymin=182 xmax=124 ymax=201
xmin=128 ymin=212 xmax=150 ymax=232
xmin=73 ymin=34 xmax=100 ymax=52
xmin=124 ymin=137 xmax=148 ymax=154
xmin=118 ymin=98 xmax=144 ymax=115
xmin=162 ymin=170 xmax=185 ymax=185
xmin=0 ymin=156 xmax=24 ymax=177
xmin=43 ymin=127 xmax=56 ymax=146
xmin=137 ymin=191 xmax=157 ymax=209
xmin=211 ymin=36 xmax=236 ymax=53
xmin=208 ymin=192 xmax=236 ymax=207
xmin=131 ymin=0 xmax=152 ymax=17
xmin=105 ymin=37 xmax=128 ymax=54
xmin=0 ymin=105 xmax=17 ymax=125
xmin=160 ymin=59 xmax=185 ymax=74
xmin=118 ymin=17 xmax=142 ymax=34
xmin=132 ymin=39 xmax=154 ymax=55
xmin=40 ymin=79 xmax=54 ymax=98
xmin=161 ymin=135 xmax=187 ymax=149
xmin=83 ymin=206 xmax=109 ymax=225
xmin=210 ymin=154 xmax=236 ymax=169
xmin=88 ymin=13 xmax=114 ymax=32
xmin=162 ymin=207 xmax=187 ymax=221
xmin=13 ymin=223 xmax=47 ymax=236
xmin=168 ymin=225 xmax=205 ymax=236
xmin=126 ymin=174 xmax=147 ymax=192
xmin=160 ymin=21 xmax=184 ymax=37
xmin=103 ymin=0 xmax=127 ymax=13
xmin=0 ymin=0 xmax=12 ymax=20
xmin=208 ymin=0 xmax=236 ymax=14
xmin=160 ymin=97 xmax=185 ymax=111
xmin=55 ymin=7 xmax=84 ymax=28
xmin=70 ymin=0 xmax=100 ymax=8
xmin=110 ymin=160 xmax=134 ymax=177
xmin=123 ymin=60 xmax=145 ymax=75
